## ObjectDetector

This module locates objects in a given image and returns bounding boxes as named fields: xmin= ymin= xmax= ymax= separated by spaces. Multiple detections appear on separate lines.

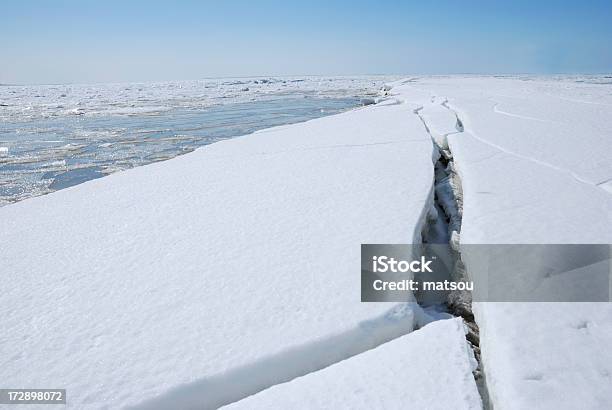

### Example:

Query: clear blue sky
xmin=2 ymin=0 xmax=611 ymax=84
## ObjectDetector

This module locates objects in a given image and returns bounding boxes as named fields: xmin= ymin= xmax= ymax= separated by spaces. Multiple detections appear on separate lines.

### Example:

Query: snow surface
xmin=0 ymin=99 xmax=436 ymax=409
xmin=393 ymin=76 xmax=612 ymax=410
xmin=222 ymin=318 xmax=481 ymax=410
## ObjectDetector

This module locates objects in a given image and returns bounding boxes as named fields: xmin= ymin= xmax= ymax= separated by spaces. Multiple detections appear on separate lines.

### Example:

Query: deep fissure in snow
xmin=130 ymin=98 xmax=445 ymax=410
xmin=133 ymin=99 xmax=485 ymax=410
xmin=414 ymin=103 xmax=491 ymax=409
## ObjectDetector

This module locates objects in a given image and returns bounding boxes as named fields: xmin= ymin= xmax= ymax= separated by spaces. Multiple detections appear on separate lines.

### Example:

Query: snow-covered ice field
xmin=1 ymin=75 xmax=611 ymax=409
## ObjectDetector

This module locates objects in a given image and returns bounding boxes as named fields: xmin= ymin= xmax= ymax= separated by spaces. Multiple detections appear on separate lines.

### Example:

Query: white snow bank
xmin=0 ymin=100 xmax=435 ymax=409
xmin=223 ymin=318 xmax=481 ymax=410
xmin=394 ymin=77 xmax=612 ymax=410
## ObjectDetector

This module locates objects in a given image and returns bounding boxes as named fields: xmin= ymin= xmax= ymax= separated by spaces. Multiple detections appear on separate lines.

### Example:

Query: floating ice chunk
xmin=360 ymin=97 xmax=377 ymax=106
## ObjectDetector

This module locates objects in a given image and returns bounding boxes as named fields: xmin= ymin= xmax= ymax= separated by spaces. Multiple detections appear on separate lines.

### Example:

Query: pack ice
xmin=0 ymin=100 xmax=443 ymax=409
xmin=393 ymin=76 xmax=612 ymax=410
